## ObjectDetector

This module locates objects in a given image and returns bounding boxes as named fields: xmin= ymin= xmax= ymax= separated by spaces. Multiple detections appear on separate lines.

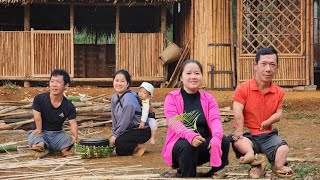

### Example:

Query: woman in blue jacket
xmin=109 ymin=69 xmax=151 ymax=156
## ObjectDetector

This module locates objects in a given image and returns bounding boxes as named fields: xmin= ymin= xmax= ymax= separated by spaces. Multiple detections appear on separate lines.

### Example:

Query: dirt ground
xmin=0 ymin=86 xmax=319 ymax=179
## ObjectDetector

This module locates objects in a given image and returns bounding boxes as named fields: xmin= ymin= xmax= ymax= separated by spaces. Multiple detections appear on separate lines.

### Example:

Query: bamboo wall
xmin=32 ymin=30 xmax=73 ymax=77
xmin=177 ymin=0 xmax=234 ymax=89
xmin=0 ymin=31 xmax=31 ymax=77
xmin=117 ymin=33 xmax=164 ymax=80
xmin=237 ymin=0 xmax=314 ymax=86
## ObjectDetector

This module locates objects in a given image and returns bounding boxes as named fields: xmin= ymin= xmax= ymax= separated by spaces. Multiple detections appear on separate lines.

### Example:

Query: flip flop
xmin=273 ymin=169 xmax=293 ymax=178
xmin=251 ymin=153 xmax=268 ymax=166
xmin=248 ymin=165 xmax=266 ymax=178
xmin=160 ymin=171 xmax=181 ymax=178
xmin=31 ymin=144 xmax=45 ymax=152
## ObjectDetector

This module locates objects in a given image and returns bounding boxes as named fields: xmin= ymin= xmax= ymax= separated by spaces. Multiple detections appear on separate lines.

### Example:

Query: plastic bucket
xmin=160 ymin=41 xmax=182 ymax=64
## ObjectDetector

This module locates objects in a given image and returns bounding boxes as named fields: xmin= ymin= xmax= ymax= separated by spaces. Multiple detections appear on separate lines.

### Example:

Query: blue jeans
xmin=28 ymin=130 xmax=73 ymax=152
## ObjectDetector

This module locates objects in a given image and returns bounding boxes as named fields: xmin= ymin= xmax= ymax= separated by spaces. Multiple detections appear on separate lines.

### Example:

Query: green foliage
xmin=170 ymin=110 xmax=200 ymax=131
xmin=2 ymin=81 xmax=19 ymax=90
xmin=74 ymin=144 xmax=114 ymax=159
xmin=74 ymin=28 xmax=115 ymax=44
xmin=292 ymin=163 xmax=318 ymax=178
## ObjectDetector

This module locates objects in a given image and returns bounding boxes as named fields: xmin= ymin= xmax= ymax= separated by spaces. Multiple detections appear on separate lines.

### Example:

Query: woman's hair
xmin=112 ymin=69 xmax=131 ymax=85
xmin=179 ymin=59 xmax=203 ymax=77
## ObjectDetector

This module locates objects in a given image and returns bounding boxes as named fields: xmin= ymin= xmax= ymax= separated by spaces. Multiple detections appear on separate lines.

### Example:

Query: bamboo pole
xmin=115 ymin=6 xmax=120 ymax=70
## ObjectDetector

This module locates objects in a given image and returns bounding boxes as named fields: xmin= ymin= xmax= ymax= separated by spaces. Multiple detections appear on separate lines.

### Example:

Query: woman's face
xmin=113 ymin=73 xmax=129 ymax=95
xmin=180 ymin=62 xmax=202 ymax=93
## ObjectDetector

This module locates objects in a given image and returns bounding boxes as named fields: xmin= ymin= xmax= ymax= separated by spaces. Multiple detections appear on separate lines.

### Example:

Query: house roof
xmin=0 ymin=0 xmax=181 ymax=5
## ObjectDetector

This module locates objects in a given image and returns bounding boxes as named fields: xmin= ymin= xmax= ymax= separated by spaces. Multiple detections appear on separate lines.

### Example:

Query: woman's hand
xmin=191 ymin=135 xmax=205 ymax=147
xmin=109 ymin=136 xmax=117 ymax=146
xmin=138 ymin=122 xmax=145 ymax=129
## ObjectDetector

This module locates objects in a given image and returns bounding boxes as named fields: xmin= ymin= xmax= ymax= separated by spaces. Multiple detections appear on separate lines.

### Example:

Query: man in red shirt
xmin=232 ymin=48 xmax=292 ymax=178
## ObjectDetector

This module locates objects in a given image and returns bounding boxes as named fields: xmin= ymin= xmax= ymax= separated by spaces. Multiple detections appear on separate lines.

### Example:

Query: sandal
xmin=251 ymin=153 xmax=268 ymax=166
xmin=160 ymin=171 xmax=181 ymax=178
xmin=31 ymin=142 xmax=45 ymax=152
xmin=248 ymin=164 xmax=266 ymax=178
xmin=273 ymin=169 xmax=293 ymax=178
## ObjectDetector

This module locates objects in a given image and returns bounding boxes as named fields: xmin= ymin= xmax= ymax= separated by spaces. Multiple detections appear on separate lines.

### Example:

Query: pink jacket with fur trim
xmin=162 ymin=88 xmax=223 ymax=167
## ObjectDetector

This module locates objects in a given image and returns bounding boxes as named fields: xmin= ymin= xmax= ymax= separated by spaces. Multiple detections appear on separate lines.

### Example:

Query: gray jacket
xmin=111 ymin=90 xmax=142 ymax=137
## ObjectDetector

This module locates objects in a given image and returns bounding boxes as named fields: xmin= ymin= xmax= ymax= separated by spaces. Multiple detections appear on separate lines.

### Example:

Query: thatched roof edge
xmin=0 ymin=0 xmax=182 ymax=5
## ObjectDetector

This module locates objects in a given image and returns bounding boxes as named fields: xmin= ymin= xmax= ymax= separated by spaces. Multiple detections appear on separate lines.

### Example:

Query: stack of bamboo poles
xmin=0 ymin=95 xmax=233 ymax=132
xmin=0 ymin=96 xmax=167 ymax=132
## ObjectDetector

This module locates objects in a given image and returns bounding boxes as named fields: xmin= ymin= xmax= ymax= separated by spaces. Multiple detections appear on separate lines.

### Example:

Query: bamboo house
xmin=0 ymin=0 xmax=318 ymax=89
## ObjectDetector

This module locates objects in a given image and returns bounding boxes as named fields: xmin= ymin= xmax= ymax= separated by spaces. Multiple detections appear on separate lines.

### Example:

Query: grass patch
xmin=2 ymin=81 xmax=20 ymax=90
xmin=292 ymin=163 xmax=318 ymax=178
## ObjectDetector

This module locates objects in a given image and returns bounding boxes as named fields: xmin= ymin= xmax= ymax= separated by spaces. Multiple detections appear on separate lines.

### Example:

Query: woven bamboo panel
xmin=0 ymin=31 xmax=31 ymax=77
xmin=32 ymin=30 xmax=72 ymax=77
xmin=176 ymin=0 xmax=234 ymax=89
xmin=240 ymin=0 xmax=301 ymax=54
xmin=117 ymin=33 xmax=164 ymax=79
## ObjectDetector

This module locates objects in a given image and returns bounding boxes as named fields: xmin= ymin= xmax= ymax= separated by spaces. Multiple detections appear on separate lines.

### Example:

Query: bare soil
xmin=0 ymin=86 xmax=319 ymax=179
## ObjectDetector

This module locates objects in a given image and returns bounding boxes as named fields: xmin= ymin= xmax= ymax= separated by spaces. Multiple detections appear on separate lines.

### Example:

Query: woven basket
xmin=160 ymin=39 xmax=182 ymax=64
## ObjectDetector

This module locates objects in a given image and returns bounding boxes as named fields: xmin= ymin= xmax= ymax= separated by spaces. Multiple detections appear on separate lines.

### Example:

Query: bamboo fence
xmin=0 ymin=29 xmax=73 ymax=79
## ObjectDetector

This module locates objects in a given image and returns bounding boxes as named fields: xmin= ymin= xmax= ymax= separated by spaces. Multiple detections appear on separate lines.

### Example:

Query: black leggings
xmin=115 ymin=127 xmax=151 ymax=156
xmin=172 ymin=135 xmax=230 ymax=177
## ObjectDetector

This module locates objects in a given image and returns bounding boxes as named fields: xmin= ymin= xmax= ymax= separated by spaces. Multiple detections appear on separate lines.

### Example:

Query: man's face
xmin=254 ymin=54 xmax=278 ymax=83
xmin=49 ymin=75 xmax=68 ymax=96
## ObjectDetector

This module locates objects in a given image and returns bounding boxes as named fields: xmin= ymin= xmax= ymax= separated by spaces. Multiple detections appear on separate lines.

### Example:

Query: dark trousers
xmin=115 ymin=127 xmax=151 ymax=156
xmin=172 ymin=135 xmax=230 ymax=177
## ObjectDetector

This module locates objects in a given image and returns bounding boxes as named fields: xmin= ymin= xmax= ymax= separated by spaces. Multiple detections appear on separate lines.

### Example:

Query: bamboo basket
xmin=160 ymin=38 xmax=182 ymax=64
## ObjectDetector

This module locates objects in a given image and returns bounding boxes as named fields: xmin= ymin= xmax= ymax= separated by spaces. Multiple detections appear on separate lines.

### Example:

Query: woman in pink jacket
xmin=162 ymin=60 xmax=230 ymax=177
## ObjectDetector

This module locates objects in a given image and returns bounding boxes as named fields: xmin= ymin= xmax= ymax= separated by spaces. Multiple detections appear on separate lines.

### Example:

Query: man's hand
xmin=191 ymin=135 xmax=205 ymax=147
xmin=109 ymin=136 xmax=117 ymax=146
xmin=138 ymin=122 xmax=145 ymax=129
xmin=32 ymin=128 xmax=42 ymax=134
xmin=232 ymin=128 xmax=244 ymax=141
xmin=260 ymin=120 xmax=270 ymax=131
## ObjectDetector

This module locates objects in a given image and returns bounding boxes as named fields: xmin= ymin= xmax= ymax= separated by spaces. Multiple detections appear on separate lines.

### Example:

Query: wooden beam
xmin=24 ymin=2 xmax=165 ymax=6
xmin=24 ymin=4 xmax=30 ymax=31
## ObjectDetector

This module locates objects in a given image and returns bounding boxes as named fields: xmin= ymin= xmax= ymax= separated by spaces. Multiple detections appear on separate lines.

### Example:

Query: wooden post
xmin=24 ymin=4 xmax=31 ymax=86
xmin=161 ymin=5 xmax=167 ymax=82
xmin=24 ymin=4 xmax=30 ymax=31
xmin=23 ymin=81 xmax=30 ymax=87
xmin=310 ymin=0 xmax=314 ymax=85
xmin=229 ymin=0 xmax=235 ymax=88
xmin=305 ymin=0 xmax=310 ymax=85
xmin=116 ymin=6 xmax=120 ymax=70
xmin=70 ymin=4 xmax=74 ymax=78
xmin=31 ymin=28 xmax=34 ymax=77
